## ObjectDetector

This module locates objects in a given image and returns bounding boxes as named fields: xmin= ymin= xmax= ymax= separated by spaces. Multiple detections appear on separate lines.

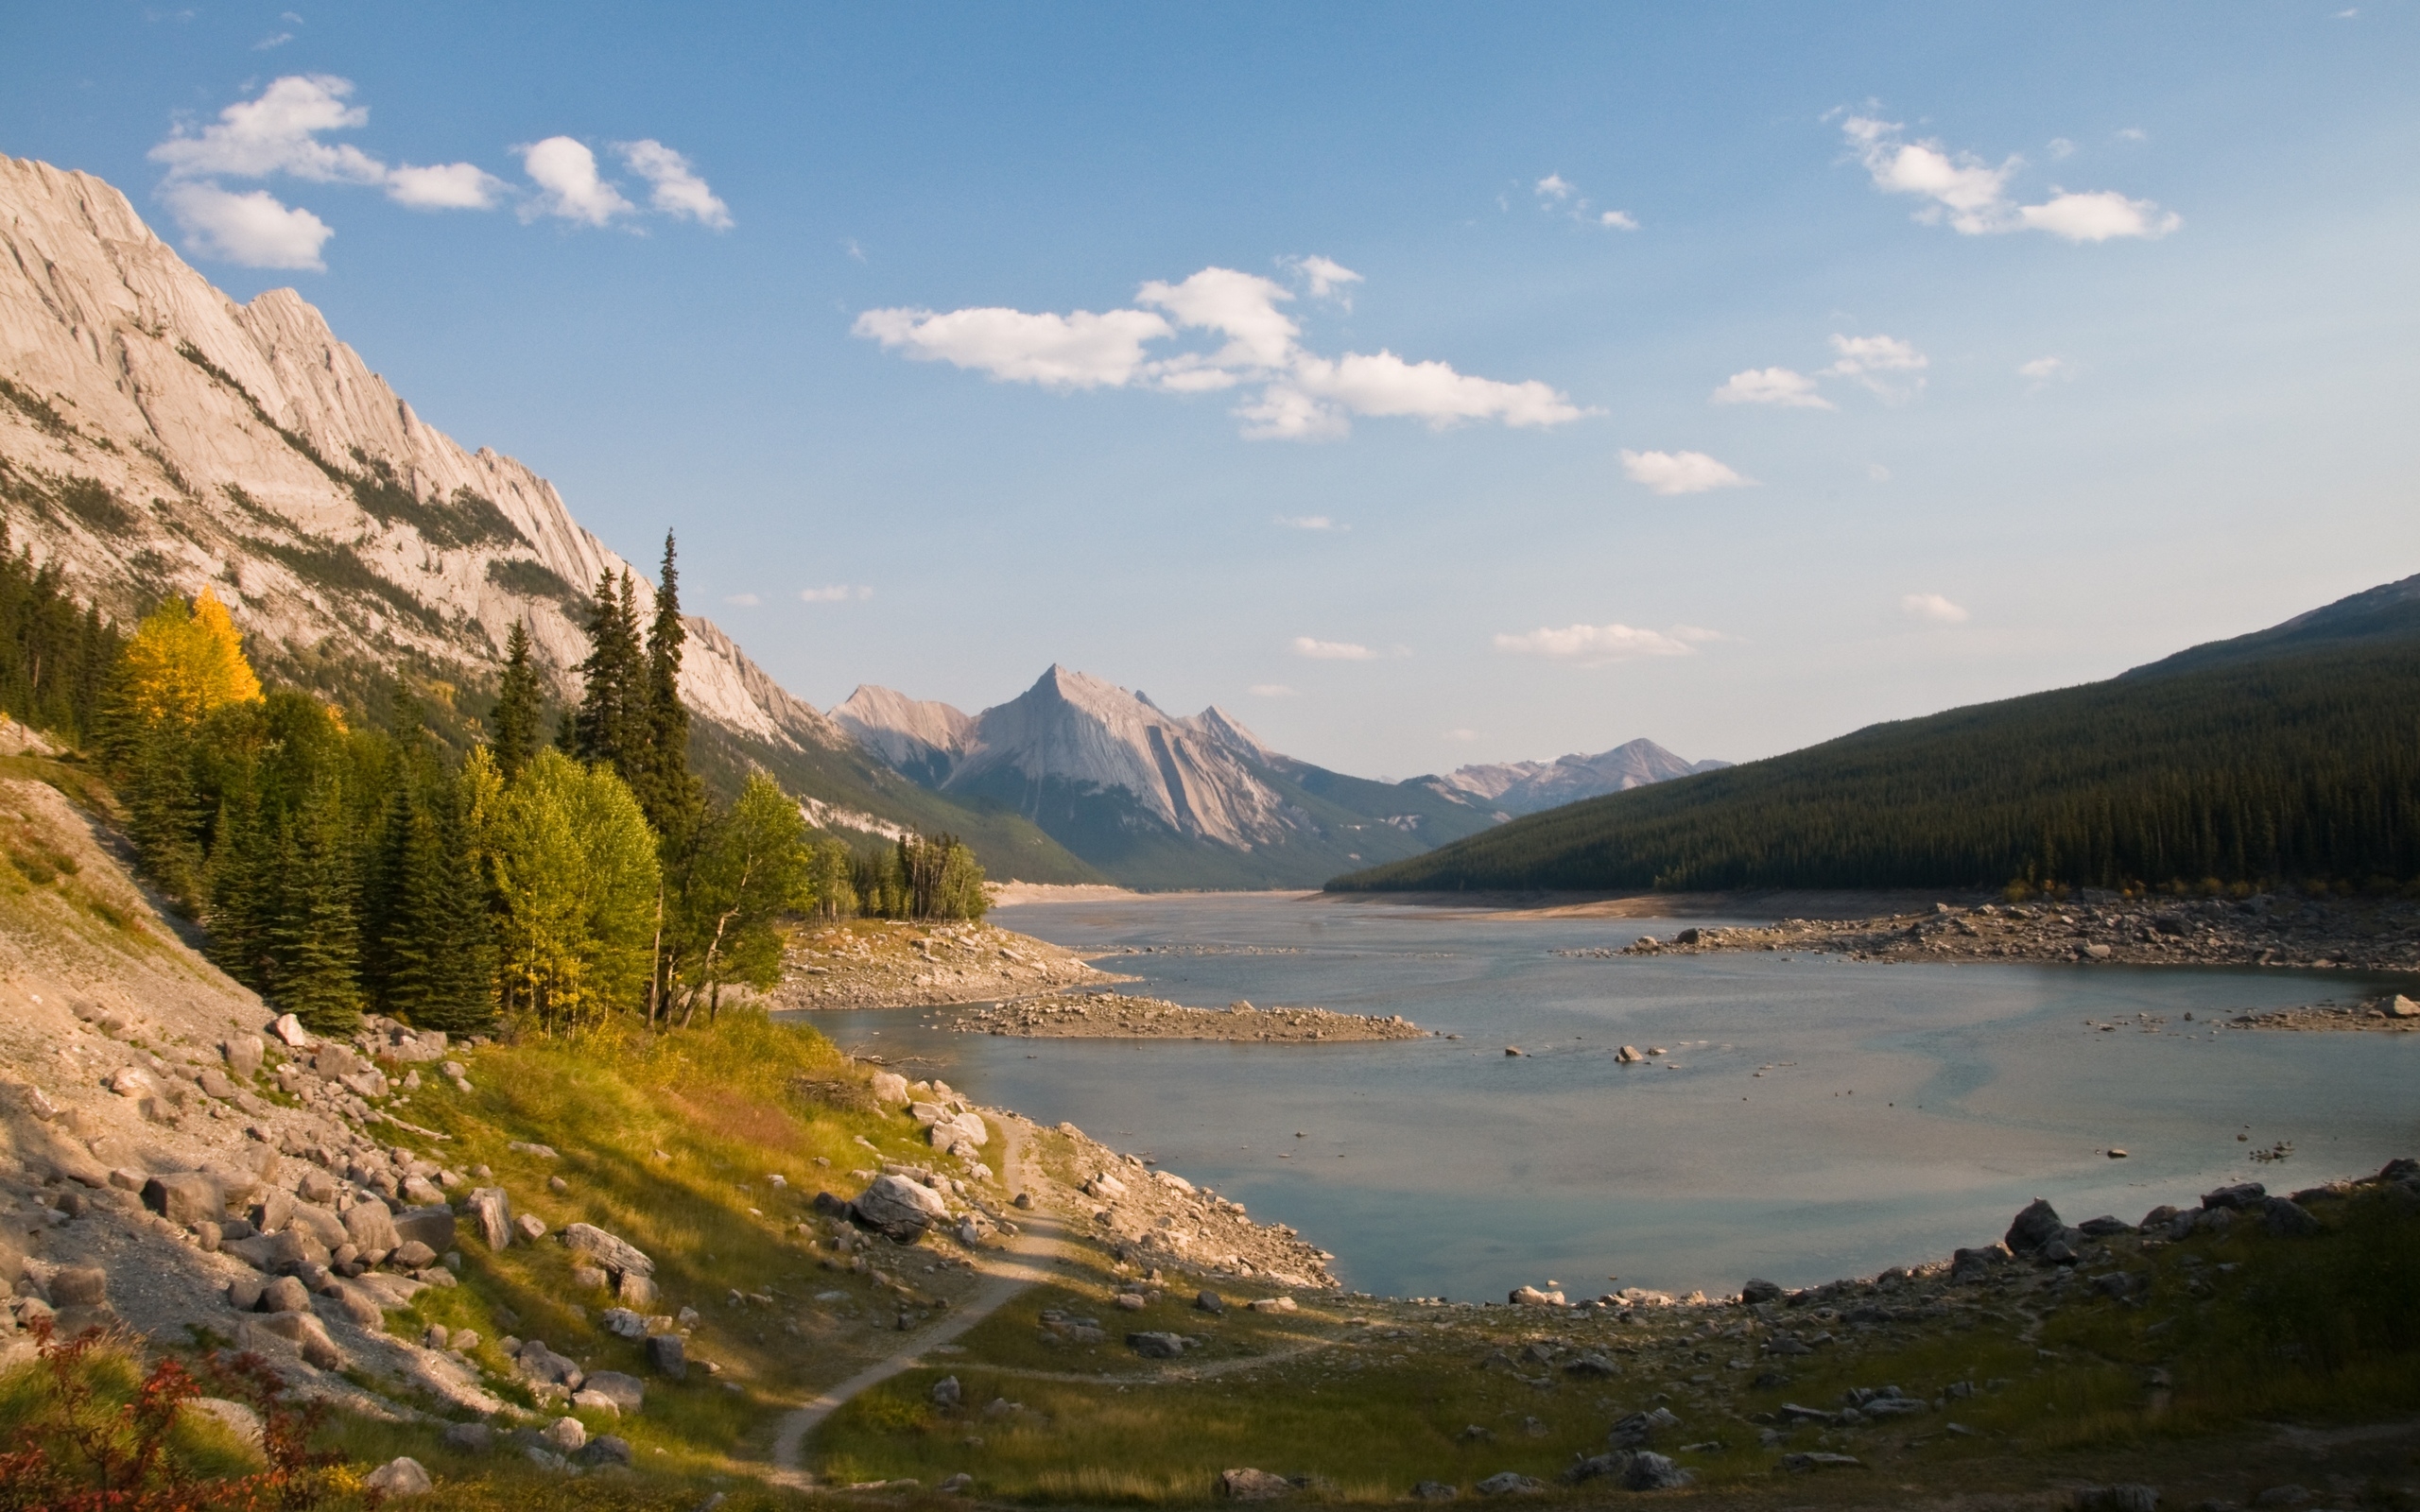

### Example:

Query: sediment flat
xmin=942 ymin=992 xmax=1429 ymax=1042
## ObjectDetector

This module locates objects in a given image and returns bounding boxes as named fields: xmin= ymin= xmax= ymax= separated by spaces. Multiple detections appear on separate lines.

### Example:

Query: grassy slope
xmin=1332 ymin=638 xmax=2420 ymax=895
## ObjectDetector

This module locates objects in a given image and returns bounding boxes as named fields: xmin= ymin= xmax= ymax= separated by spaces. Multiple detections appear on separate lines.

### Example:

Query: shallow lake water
xmin=779 ymin=893 xmax=2420 ymax=1302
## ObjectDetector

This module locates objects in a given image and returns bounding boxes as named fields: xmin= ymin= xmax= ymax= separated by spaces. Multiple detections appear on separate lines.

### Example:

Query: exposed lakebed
xmin=777 ymin=893 xmax=2419 ymax=1303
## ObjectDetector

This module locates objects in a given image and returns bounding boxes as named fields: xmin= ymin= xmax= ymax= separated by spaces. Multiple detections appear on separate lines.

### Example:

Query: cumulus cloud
xmin=1292 ymin=637 xmax=1376 ymax=661
xmin=159 ymin=181 xmax=333 ymax=268
xmin=1712 ymin=366 xmax=1833 ymax=408
xmin=1841 ymin=114 xmax=2178 ymax=241
xmin=2018 ymin=354 xmax=2074 ymax=382
xmin=800 ymin=585 xmax=873 ymax=603
xmin=852 ymin=305 xmax=1172 ymax=389
xmin=1534 ymin=174 xmax=1575 ymax=201
xmin=1249 ymin=683 xmax=1299 ymax=697
xmin=1492 ymin=622 xmax=1708 ymax=665
xmin=1532 ymin=172 xmax=1635 ymax=231
xmin=1902 ymin=592 xmax=1969 ymax=624
xmin=1619 ymin=449 xmax=1751 ymax=495
xmin=386 ymin=161 xmax=507 ymax=210
xmin=619 ymin=139 xmax=732 ymax=229
xmin=1287 ymin=254 xmax=1363 ymax=302
xmin=150 ymin=75 xmax=503 ymax=217
xmin=857 ymin=264 xmax=1592 ymax=439
xmin=1599 ymin=210 xmax=1639 ymax=230
xmin=1275 ymin=514 xmax=1345 ymax=531
xmin=520 ymin=137 xmax=635 ymax=225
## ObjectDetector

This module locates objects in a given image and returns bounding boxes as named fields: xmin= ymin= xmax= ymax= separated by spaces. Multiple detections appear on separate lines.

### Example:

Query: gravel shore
xmin=941 ymin=993 xmax=1430 ymax=1042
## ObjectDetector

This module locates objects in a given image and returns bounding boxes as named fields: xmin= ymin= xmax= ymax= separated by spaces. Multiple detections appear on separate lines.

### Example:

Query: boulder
xmin=197 ymin=1069 xmax=238 ymax=1101
xmin=581 ymin=1370 xmax=645 ymax=1413
xmin=2383 ymin=995 xmax=2419 ymax=1019
xmin=246 ymin=1311 xmax=345 ymax=1369
xmin=363 ymin=1456 xmax=432 ymax=1498
xmin=2261 ymin=1197 xmax=2322 ymax=1237
xmin=50 ymin=1266 xmax=108 ymax=1307
xmin=2004 ymin=1198 xmax=2068 ymax=1255
xmin=2202 ymin=1182 xmax=2267 ymax=1211
xmin=143 ymin=1171 xmax=226 ymax=1227
xmin=1508 ymin=1286 xmax=1564 ymax=1307
xmin=342 ymin=1198 xmax=402 ymax=1253
xmin=226 ymin=1276 xmax=268 ymax=1312
xmin=1196 ymin=1290 xmax=1227 ymax=1314
xmin=324 ymin=1283 xmax=384 ymax=1329
xmin=562 ymin=1222 xmax=654 ymax=1279
xmin=261 ymin=1276 xmax=312 ymax=1314
xmin=465 ymin=1189 xmax=513 ymax=1250
xmin=311 ymin=1044 xmax=362 ymax=1080
xmin=295 ymin=1168 xmax=337 ymax=1205
xmin=1781 ymin=1452 xmax=1862 ymax=1472
xmin=393 ymin=1206 xmax=457 ymax=1252
xmin=442 ymin=1422 xmax=495 ymax=1453
xmin=932 ymin=1374 xmax=962 ymax=1408
xmin=1219 ymin=1469 xmax=1295 ymax=1501
xmin=602 ymin=1307 xmax=648 ymax=1339
xmin=1127 ymin=1331 xmax=1189 ymax=1359
xmin=269 ymin=1014 xmax=311 ymax=1048
xmin=182 ymin=1397 xmax=265 ymax=1451
xmin=579 ymin=1435 xmax=631 ymax=1469
xmin=1740 ymin=1278 xmax=1783 ymax=1304
xmin=645 ymin=1333 xmax=687 ymax=1380
xmin=871 ymin=1072 xmax=911 ymax=1105
xmin=541 ymin=1416 xmax=586 ymax=1452
xmin=853 ymin=1174 xmax=951 ymax=1237
xmin=1607 ymin=1408 xmax=1679 ymax=1449
xmin=390 ymin=1240 xmax=439 ymax=1271
xmin=1475 ymin=1472 xmax=1546 ymax=1496
xmin=516 ymin=1340 xmax=583 ymax=1390
xmin=1411 ymin=1483 xmax=1459 ymax=1502
xmin=569 ymin=1389 xmax=619 ymax=1418
xmin=287 ymin=1204 xmax=347 ymax=1249
xmin=223 ymin=1036 xmax=266 ymax=1078
xmin=1620 ymin=1452 xmax=1692 ymax=1491
xmin=617 ymin=1271 xmax=659 ymax=1308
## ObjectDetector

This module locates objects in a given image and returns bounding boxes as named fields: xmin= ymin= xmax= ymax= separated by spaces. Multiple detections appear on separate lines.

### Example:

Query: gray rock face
xmin=562 ymin=1222 xmax=654 ymax=1279
xmin=465 ymin=1189 xmax=513 ymax=1250
xmin=853 ymin=1174 xmax=951 ymax=1236
xmin=645 ymin=1332 xmax=687 ymax=1380
xmin=144 ymin=1171 xmax=225 ymax=1227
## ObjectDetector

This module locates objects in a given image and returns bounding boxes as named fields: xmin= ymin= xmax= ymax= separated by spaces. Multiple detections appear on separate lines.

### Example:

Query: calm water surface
xmin=779 ymin=894 xmax=2419 ymax=1302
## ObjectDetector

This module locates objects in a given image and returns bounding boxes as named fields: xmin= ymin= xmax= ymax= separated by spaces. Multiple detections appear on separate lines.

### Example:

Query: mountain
xmin=1428 ymin=739 xmax=1730 ymax=817
xmin=0 ymin=153 xmax=1096 ymax=881
xmin=1331 ymin=576 xmax=2420 ymax=896
xmin=834 ymin=666 xmax=1508 ymax=888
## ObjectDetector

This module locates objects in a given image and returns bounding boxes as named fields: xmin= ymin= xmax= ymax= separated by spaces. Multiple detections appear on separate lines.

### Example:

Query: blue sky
xmin=7 ymin=3 xmax=2416 ymax=776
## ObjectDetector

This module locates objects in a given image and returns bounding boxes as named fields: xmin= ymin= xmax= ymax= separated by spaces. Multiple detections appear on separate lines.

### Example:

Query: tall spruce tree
xmin=636 ymin=532 xmax=702 ymax=838
xmin=264 ymin=781 xmax=362 ymax=1032
xmin=377 ymin=764 xmax=497 ymax=1032
xmin=489 ymin=619 xmax=543 ymax=781
xmin=574 ymin=568 xmax=644 ymax=778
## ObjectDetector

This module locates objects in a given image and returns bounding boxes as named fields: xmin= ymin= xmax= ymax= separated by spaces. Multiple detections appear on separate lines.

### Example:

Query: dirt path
xmin=765 ymin=1122 xmax=1074 ymax=1487
xmin=955 ymin=1332 xmax=1340 ymax=1387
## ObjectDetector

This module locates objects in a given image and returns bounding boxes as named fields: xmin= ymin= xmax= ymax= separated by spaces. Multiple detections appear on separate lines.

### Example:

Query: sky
xmin=6 ymin=3 xmax=2417 ymax=778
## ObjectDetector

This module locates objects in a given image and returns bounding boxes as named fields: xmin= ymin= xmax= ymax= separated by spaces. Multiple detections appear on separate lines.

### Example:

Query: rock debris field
xmin=774 ymin=919 xmax=1125 ymax=1010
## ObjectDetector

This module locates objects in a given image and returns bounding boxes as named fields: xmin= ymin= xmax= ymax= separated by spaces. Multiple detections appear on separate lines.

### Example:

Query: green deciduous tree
xmin=671 ymin=772 xmax=812 ymax=1024
xmin=479 ymin=747 xmax=661 ymax=1030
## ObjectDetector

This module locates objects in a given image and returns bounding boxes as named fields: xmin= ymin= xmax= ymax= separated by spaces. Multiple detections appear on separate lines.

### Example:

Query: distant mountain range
xmin=832 ymin=669 xmax=1720 ymax=889
xmin=1333 ymin=575 xmax=2420 ymax=897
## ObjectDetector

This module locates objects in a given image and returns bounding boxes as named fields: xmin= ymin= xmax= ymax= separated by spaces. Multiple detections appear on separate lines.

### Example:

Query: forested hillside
xmin=1331 ymin=582 xmax=2420 ymax=897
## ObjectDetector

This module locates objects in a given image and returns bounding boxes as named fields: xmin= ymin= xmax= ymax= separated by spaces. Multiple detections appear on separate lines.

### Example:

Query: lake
xmin=779 ymin=893 xmax=2420 ymax=1302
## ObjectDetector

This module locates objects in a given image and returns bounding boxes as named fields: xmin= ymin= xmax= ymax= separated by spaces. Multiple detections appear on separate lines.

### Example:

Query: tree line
xmin=6 ymin=522 xmax=985 ymax=1036
xmin=1333 ymin=640 xmax=2420 ymax=898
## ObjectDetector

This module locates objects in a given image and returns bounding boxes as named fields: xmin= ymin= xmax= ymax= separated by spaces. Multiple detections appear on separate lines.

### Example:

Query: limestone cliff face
xmin=0 ymin=154 xmax=845 ymax=753
xmin=830 ymin=685 xmax=977 ymax=783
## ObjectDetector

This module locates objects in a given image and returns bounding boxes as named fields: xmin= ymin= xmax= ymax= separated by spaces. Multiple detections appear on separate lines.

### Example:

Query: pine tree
xmin=379 ymin=764 xmax=497 ymax=1032
xmin=636 ymin=532 xmax=702 ymax=838
xmin=264 ymin=781 xmax=361 ymax=1032
xmin=489 ymin=620 xmax=543 ymax=781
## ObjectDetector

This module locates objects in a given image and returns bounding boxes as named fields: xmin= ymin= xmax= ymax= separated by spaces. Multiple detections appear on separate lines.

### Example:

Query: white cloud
xmin=2018 ymin=354 xmax=2074 ymax=382
xmin=1492 ymin=622 xmax=1705 ymax=665
xmin=619 ymin=139 xmax=732 ymax=230
xmin=520 ymin=137 xmax=635 ymax=226
xmin=1287 ymin=254 xmax=1362 ymax=302
xmin=2048 ymin=137 xmax=2076 ymax=160
xmin=1619 ymin=449 xmax=1751 ymax=495
xmin=385 ymin=161 xmax=507 ymax=210
xmin=858 ymin=263 xmax=1591 ymax=440
xmin=1841 ymin=114 xmax=2178 ymax=242
xmin=853 ymin=305 xmax=1172 ymax=389
xmin=1534 ymin=173 xmax=1575 ymax=201
xmin=1275 ymin=514 xmax=1345 ymax=531
xmin=160 ymin=181 xmax=332 ymax=268
xmin=1248 ymin=683 xmax=1299 ymax=697
xmin=2116 ymin=128 xmax=2149 ymax=142
xmin=1599 ymin=210 xmax=1638 ymax=230
xmin=2018 ymin=190 xmax=2180 ymax=243
xmin=150 ymin=75 xmax=385 ymax=184
xmin=1712 ymin=366 xmax=1833 ymax=408
xmin=723 ymin=593 xmax=761 ymax=607
xmin=800 ymin=585 xmax=873 ymax=603
xmin=253 ymin=30 xmax=293 ymax=49
xmin=1902 ymin=592 xmax=1969 ymax=624
xmin=1443 ymin=728 xmax=1480 ymax=742
xmin=1292 ymin=637 xmax=1375 ymax=661
xmin=1825 ymin=332 xmax=1928 ymax=402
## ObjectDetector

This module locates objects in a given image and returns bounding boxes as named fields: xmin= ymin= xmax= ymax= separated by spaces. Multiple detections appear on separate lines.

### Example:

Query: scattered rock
xmin=1219 ymin=1468 xmax=1295 ymax=1501
xmin=852 ymin=1173 xmax=951 ymax=1237
xmin=49 ymin=1266 xmax=108 ymax=1307
xmin=1411 ymin=1482 xmax=1459 ymax=1502
xmin=646 ymin=1333 xmax=687 ymax=1380
xmin=442 ymin=1422 xmax=495 ymax=1453
xmin=1782 ymin=1452 xmax=1862 ymax=1471
xmin=142 ymin=1171 xmax=225 ymax=1227
xmin=1196 ymin=1290 xmax=1227 ymax=1314
xmin=582 ymin=1370 xmax=645 ymax=1413
xmin=465 ymin=1189 xmax=513 ymax=1250
xmin=342 ymin=1198 xmax=401 ymax=1253
xmin=932 ymin=1375 xmax=962 ymax=1408
xmin=1127 ymin=1331 xmax=1190 ymax=1359
xmin=1475 ymin=1472 xmax=1546 ymax=1496
xmin=269 ymin=1014 xmax=311 ymax=1048
xmin=363 ymin=1456 xmax=432 ymax=1498
xmin=541 ymin=1416 xmax=586 ymax=1452
xmin=1740 ymin=1278 xmax=1783 ymax=1304
xmin=579 ymin=1435 xmax=631 ymax=1468
xmin=223 ymin=1036 xmax=265 ymax=1077
xmin=2260 ymin=1197 xmax=2321 ymax=1237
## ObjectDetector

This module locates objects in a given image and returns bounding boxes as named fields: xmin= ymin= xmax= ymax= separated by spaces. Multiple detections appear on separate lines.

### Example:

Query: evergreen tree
xmin=573 ymin=568 xmax=643 ymax=778
xmin=636 ymin=532 xmax=703 ymax=837
xmin=489 ymin=619 xmax=543 ymax=781
xmin=378 ymin=763 xmax=497 ymax=1032
xmin=264 ymin=780 xmax=362 ymax=1032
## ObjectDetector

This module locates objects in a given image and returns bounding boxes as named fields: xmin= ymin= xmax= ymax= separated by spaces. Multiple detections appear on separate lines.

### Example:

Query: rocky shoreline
xmin=772 ymin=919 xmax=1128 ymax=1010
xmin=1612 ymin=891 xmax=2420 ymax=974
xmin=939 ymin=993 xmax=1430 ymax=1042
